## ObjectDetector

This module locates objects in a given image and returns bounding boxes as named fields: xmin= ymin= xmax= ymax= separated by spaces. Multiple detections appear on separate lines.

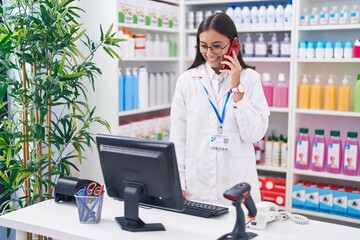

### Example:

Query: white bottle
xmin=138 ymin=67 xmax=149 ymax=109
xmin=350 ymin=5 xmax=360 ymax=24
xmin=234 ymin=4 xmax=242 ymax=30
xmin=250 ymin=3 xmax=259 ymax=29
xmin=132 ymin=68 xmax=139 ymax=110
xmin=258 ymin=2 xmax=267 ymax=28
xmin=315 ymin=41 xmax=325 ymax=59
xmin=255 ymin=33 xmax=267 ymax=57
xmin=153 ymin=34 xmax=161 ymax=57
xmin=284 ymin=0 xmax=292 ymax=28
xmin=280 ymin=33 xmax=291 ymax=57
xmin=145 ymin=33 xmax=153 ymax=57
xmin=275 ymin=1 xmax=284 ymax=28
xmin=344 ymin=41 xmax=353 ymax=58
xmin=162 ymin=35 xmax=169 ymax=57
xmin=329 ymin=6 xmax=339 ymax=24
xmin=324 ymin=41 xmax=334 ymax=59
xmin=310 ymin=7 xmax=319 ymax=25
xmin=334 ymin=41 xmax=344 ymax=59
xmin=156 ymin=72 xmax=163 ymax=105
xmin=266 ymin=1 xmax=276 ymax=28
xmin=306 ymin=41 xmax=315 ymax=59
xmin=243 ymin=33 xmax=254 ymax=57
xmin=225 ymin=4 xmax=235 ymax=22
xmin=300 ymin=8 xmax=309 ymax=26
xmin=186 ymin=11 xmax=195 ymax=30
xmin=319 ymin=7 xmax=329 ymax=25
xmin=162 ymin=72 xmax=170 ymax=104
xmin=339 ymin=5 xmax=349 ymax=24
xmin=149 ymin=73 xmax=157 ymax=107
xmin=242 ymin=3 xmax=251 ymax=29
xmin=298 ymin=41 xmax=307 ymax=58
xmin=268 ymin=33 xmax=280 ymax=57
xmin=169 ymin=71 xmax=176 ymax=102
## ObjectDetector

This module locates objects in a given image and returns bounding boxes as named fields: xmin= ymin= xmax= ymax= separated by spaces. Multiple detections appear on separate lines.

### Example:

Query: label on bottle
xmin=312 ymin=141 xmax=325 ymax=167
xmin=344 ymin=144 xmax=358 ymax=170
xmin=327 ymin=143 xmax=341 ymax=169
xmin=296 ymin=140 xmax=309 ymax=166
xmin=350 ymin=12 xmax=360 ymax=23
xmin=300 ymin=15 xmax=309 ymax=26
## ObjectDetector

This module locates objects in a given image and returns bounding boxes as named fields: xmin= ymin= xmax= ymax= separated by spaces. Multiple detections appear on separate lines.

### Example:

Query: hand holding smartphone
xmin=222 ymin=37 xmax=241 ymax=70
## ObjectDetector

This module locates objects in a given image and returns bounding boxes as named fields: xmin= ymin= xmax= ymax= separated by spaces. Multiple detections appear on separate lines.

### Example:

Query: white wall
xmin=76 ymin=1 xmax=118 ymax=183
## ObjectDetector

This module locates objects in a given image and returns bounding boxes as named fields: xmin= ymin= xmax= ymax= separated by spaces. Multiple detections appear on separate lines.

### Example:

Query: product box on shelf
xmin=261 ymin=190 xmax=286 ymax=207
xmin=263 ymin=177 xmax=286 ymax=193
xmin=333 ymin=186 xmax=351 ymax=217
xmin=292 ymin=181 xmax=310 ymax=209
xmin=319 ymin=184 xmax=337 ymax=214
xmin=347 ymin=189 xmax=360 ymax=220
xmin=305 ymin=183 xmax=322 ymax=212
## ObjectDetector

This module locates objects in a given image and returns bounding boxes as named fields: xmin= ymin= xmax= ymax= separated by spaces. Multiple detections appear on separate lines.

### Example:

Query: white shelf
xmin=185 ymin=28 xmax=291 ymax=34
xmin=293 ymin=169 xmax=360 ymax=183
xmin=295 ymin=109 xmax=360 ymax=118
xmin=122 ymin=57 xmax=180 ymax=62
xmin=291 ymin=209 xmax=360 ymax=225
xmin=244 ymin=57 xmax=291 ymax=63
xmin=118 ymin=104 xmax=171 ymax=117
xmin=118 ymin=23 xmax=179 ymax=33
xmin=185 ymin=0 xmax=263 ymax=5
xmin=256 ymin=165 xmax=287 ymax=173
xmin=299 ymin=24 xmax=360 ymax=31
xmin=270 ymin=107 xmax=290 ymax=113
xmin=297 ymin=58 xmax=360 ymax=63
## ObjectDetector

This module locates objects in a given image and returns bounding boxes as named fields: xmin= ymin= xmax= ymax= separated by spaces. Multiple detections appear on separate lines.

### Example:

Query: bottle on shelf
xmin=339 ymin=5 xmax=349 ymax=24
xmin=132 ymin=68 xmax=139 ymax=110
xmin=311 ymin=129 xmax=326 ymax=172
xmin=265 ymin=136 xmax=273 ymax=166
xmin=337 ymin=75 xmax=351 ymax=112
xmin=297 ymin=74 xmax=311 ymax=109
xmin=255 ymin=33 xmax=267 ymax=57
xmin=319 ymin=7 xmax=329 ymax=25
xmin=267 ymin=33 xmax=280 ymax=57
xmin=258 ymin=2 xmax=267 ymax=28
xmin=329 ymin=6 xmax=339 ymax=25
xmin=343 ymin=132 xmax=359 ymax=176
xmin=350 ymin=5 xmax=360 ymax=24
xmin=243 ymin=33 xmax=254 ymax=57
xmin=323 ymin=75 xmax=337 ymax=111
xmin=138 ymin=67 xmax=149 ymax=109
xmin=124 ymin=68 xmax=134 ymax=111
xmin=355 ymin=74 xmax=360 ymax=112
xmin=266 ymin=1 xmax=276 ymax=28
xmin=280 ymin=33 xmax=291 ymax=57
xmin=315 ymin=41 xmax=325 ymax=59
xmin=306 ymin=41 xmax=315 ymax=59
xmin=250 ymin=3 xmax=258 ymax=29
xmin=298 ymin=41 xmax=307 ymax=58
xmin=149 ymin=73 xmax=157 ymax=107
xmin=284 ymin=0 xmax=292 ymax=28
xmin=242 ymin=3 xmax=251 ymax=29
xmin=309 ymin=74 xmax=323 ymax=110
xmin=326 ymin=130 xmax=342 ymax=174
xmin=280 ymin=137 xmax=288 ymax=168
xmin=273 ymin=73 xmax=288 ymax=108
xmin=261 ymin=73 xmax=273 ymax=107
xmin=156 ymin=72 xmax=163 ymax=105
xmin=118 ymin=68 xmax=124 ymax=112
xmin=334 ymin=41 xmax=344 ymax=59
xmin=234 ymin=4 xmax=242 ymax=30
xmin=275 ymin=1 xmax=284 ymax=28
xmin=295 ymin=128 xmax=311 ymax=170
xmin=324 ymin=41 xmax=334 ymax=59
xmin=225 ymin=4 xmax=234 ymax=22
xmin=272 ymin=136 xmax=280 ymax=166
xmin=344 ymin=41 xmax=353 ymax=59
xmin=300 ymin=8 xmax=309 ymax=26
xmin=309 ymin=7 xmax=319 ymax=25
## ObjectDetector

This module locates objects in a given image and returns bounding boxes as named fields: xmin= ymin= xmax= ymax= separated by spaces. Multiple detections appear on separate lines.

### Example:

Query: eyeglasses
xmin=196 ymin=41 xmax=231 ymax=54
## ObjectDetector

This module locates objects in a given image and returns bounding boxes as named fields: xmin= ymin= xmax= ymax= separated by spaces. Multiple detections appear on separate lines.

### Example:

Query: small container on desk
xmin=74 ymin=189 xmax=104 ymax=224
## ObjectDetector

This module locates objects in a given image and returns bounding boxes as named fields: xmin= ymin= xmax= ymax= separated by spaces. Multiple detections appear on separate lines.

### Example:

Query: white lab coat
xmin=169 ymin=64 xmax=270 ymax=205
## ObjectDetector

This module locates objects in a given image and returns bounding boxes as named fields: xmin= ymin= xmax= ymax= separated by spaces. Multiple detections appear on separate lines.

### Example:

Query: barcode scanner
xmin=218 ymin=182 xmax=258 ymax=240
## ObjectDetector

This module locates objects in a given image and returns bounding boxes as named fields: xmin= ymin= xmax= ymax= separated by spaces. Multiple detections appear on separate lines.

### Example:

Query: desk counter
xmin=0 ymin=195 xmax=359 ymax=240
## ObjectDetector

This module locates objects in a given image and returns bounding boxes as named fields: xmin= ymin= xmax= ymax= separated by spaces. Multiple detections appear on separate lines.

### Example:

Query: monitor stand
xmin=115 ymin=183 xmax=165 ymax=232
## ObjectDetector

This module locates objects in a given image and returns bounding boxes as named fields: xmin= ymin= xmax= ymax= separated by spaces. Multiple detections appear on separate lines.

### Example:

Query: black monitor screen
xmin=96 ymin=134 xmax=184 ymax=232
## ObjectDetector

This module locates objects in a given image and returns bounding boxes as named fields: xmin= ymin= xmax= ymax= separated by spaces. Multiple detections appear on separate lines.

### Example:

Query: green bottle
xmin=355 ymin=74 xmax=360 ymax=112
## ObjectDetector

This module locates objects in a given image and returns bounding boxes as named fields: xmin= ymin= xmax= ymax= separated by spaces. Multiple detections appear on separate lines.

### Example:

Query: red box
xmin=260 ymin=190 xmax=286 ymax=207
xmin=264 ymin=177 xmax=286 ymax=193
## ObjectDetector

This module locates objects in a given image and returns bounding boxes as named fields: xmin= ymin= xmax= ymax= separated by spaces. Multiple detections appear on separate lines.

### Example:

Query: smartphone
xmin=222 ymin=37 xmax=241 ymax=70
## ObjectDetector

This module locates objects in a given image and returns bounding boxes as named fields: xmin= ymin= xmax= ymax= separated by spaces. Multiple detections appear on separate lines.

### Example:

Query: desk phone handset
xmin=247 ymin=201 xmax=309 ymax=230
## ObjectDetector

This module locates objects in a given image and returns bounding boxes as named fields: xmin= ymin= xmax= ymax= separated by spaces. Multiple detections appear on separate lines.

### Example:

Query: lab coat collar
xmin=193 ymin=64 xmax=231 ymax=104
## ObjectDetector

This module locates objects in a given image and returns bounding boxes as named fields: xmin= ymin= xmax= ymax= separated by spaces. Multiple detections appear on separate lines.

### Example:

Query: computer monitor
xmin=96 ymin=134 xmax=184 ymax=232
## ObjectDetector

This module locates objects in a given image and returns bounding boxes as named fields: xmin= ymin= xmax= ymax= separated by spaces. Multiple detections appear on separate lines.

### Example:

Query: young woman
xmin=169 ymin=13 xmax=270 ymax=205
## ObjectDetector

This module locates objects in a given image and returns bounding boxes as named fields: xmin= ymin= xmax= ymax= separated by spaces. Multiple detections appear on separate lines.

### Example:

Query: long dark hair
xmin=188 ymin=12 xmax=255 ymax=71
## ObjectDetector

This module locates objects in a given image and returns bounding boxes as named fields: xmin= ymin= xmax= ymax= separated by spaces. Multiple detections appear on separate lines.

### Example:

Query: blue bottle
xmin=124 ymin=68 xmax=134 ymax=111
xmin=118 ymin=68 xmax=125 ymax=112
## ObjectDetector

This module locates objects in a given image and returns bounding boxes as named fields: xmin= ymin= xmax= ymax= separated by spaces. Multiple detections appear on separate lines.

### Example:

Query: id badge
xmin=209 ymin=135 xmax=230 ymax=151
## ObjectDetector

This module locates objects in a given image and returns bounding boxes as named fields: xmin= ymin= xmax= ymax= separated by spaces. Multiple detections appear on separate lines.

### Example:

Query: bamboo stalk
xmin=47 ymin=69 xmax=53 ymax=197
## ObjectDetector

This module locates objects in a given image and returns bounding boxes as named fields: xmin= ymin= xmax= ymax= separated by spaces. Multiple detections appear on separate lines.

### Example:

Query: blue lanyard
xmin=202 ymin=86 xmax=231 ymax=134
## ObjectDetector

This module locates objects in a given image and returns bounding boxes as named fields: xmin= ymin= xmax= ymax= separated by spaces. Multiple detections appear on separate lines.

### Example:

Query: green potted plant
xmin=0 ymin=0 xmax=122 ymax=227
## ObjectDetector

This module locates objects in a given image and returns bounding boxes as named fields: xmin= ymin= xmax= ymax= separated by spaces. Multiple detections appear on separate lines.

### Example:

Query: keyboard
xmin=180 ymin=200 xmax=229 ymax=218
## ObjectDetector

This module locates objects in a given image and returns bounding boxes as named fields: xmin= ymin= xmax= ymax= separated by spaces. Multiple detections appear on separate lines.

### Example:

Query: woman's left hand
xmin=220 ymin=50 xmax=243 ymax=89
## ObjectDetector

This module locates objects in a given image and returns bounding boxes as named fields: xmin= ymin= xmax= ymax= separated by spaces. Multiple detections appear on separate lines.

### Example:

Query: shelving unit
xmin=78 ymin=0 xmax=360 ymax=226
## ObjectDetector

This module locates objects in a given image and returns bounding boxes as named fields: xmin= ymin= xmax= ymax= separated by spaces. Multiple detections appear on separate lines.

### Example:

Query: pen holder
xmin=74 ymin=190 xmax=104 ymax=224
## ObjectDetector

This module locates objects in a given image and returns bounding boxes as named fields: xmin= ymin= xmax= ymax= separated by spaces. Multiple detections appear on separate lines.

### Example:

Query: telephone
xmin=247 ymin=201 xmax=309 ymax=230
xmin=222 ymin=37 xmax=241 ymax=70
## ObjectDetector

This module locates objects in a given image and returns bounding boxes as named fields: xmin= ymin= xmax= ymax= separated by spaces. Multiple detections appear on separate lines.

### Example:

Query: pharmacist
xmin=169 ymin=13 xmax=270 ymax=205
